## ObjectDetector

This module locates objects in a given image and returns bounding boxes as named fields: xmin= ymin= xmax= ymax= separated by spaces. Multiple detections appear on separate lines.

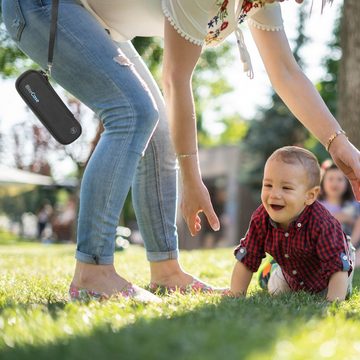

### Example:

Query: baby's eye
xmin=263 ymin=184 xmax=272 ymax=188
xmin=283 ymin=187 xmax=293 ymax=190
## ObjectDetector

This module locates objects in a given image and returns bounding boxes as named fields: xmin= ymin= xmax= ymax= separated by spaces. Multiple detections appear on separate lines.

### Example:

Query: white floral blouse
xmin=80 ymin=0 xmax=284 ymax=78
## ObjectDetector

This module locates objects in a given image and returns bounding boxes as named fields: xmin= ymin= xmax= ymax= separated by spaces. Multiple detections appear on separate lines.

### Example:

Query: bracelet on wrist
xmin=176 ymin=152 xmax=198 ymax=159
xmin=325 ymin=129 xmax=348 ymax=152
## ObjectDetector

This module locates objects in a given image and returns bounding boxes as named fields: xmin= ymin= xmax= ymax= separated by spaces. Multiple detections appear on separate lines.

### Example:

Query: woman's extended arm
xmin=162 ymin=19 xmax=220 ymax=236
xmin=250 ymin=26 xmax=360 ymax=199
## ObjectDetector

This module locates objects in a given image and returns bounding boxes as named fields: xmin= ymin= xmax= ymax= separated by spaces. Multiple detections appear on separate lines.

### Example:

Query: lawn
xmin=1 ymin=242 xmax=360 ymax=360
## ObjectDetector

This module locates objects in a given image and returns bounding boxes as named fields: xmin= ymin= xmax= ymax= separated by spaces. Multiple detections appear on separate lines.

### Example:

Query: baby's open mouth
xmin=270 ymin=204 xmax=285 ymax=211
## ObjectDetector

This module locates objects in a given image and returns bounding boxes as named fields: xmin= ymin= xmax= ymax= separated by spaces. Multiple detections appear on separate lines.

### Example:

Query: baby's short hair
xmin=267 ymin=146 xmax=321 ymax=188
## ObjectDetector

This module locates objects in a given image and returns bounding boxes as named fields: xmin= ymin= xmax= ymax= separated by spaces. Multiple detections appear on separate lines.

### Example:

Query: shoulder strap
xmin=47 ymin=0 xmax=60 ymax=75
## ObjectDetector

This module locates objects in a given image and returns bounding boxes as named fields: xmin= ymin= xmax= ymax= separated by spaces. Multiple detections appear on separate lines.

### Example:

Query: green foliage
xmin=1 ymin=244 xmax=360 ymax=359
xmin=132 ymin=37 xmax=164 ymax=82
xmin=0 ymin=187 xmax=57 ymax=222
xmin=194 ymin=44 xmax=242 ymax=146
xmin=198 ymin=115 xmax=248 ymax=147
xmin=0 ymin=21 xmax=29 ymax=77
xmin=0 ymin=229 xmax=28 ymax=245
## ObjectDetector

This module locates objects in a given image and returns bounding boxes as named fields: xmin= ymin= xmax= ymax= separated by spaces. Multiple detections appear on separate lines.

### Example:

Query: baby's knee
xmin=268 ymin=266 xmax=291 ymax=295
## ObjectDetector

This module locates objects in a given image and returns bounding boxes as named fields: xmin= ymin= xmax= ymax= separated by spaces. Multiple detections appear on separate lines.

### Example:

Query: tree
xmin=338 ymin=0 xmax=360 ymax=148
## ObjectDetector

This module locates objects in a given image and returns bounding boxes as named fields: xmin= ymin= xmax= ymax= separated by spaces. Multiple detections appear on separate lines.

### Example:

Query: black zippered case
xmin=15 ymin=69 xmax=82 ymax=145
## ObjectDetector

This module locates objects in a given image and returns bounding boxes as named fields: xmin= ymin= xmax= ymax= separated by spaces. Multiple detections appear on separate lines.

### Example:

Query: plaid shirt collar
xmin=268 ymin=204 xmax=312 ymax=230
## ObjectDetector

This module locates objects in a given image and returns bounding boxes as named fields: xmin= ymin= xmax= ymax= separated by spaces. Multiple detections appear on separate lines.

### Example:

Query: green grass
xmin=0 ymin=229 xmax=30 ymax=245
xmin=1 ymin=244 xmax=360 ymax=360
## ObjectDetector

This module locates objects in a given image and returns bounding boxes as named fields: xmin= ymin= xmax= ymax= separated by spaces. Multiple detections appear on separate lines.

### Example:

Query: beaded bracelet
xmin=325 ymin=129 xmax=347 ymax=152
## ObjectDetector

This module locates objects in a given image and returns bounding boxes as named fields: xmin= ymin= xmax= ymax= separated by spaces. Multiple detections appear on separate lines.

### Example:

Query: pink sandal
xmin=69 ymin=283 xmax=161 ymax=303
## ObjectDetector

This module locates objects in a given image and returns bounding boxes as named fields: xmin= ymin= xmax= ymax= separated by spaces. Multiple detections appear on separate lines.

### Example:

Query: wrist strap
xmin=47 ymin=0 xmax=60 ymax=76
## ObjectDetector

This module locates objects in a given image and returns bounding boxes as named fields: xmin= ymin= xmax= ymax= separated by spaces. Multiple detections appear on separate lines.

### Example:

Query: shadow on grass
xmin=0 ymin=292 xmax=332 ymax=360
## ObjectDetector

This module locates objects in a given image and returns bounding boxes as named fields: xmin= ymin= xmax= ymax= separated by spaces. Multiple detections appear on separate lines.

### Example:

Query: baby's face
xmin=261 ymin=159 xmax=313 ymax=229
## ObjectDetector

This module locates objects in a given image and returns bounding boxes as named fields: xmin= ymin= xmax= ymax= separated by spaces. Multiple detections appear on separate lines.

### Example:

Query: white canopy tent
xmin=0 ymin=165 xmax=54 ymax=186
xmin=0 ymin=164 xmax=54 ymax=196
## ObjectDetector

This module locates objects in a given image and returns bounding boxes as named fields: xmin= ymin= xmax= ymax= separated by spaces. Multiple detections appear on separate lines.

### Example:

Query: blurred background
xmin=1 ymin=0 xmax=359 ymax=250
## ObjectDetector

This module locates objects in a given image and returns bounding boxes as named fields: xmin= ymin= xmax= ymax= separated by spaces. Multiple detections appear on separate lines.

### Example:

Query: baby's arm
xmin=326 ymin=271 xmax=349 ymax=302
xmin=230 ymin=261 xmax=253 ymax=296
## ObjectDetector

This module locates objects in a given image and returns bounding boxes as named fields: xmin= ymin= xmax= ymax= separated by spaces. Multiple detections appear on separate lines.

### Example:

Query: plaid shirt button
xmin=284 ymin=232 xmax=289 ymax=237
xmin=297 ymin=223 xmax=302 ymax=228
xmin=343 ymin=255 xmax=348 ymax=260
xmin=284 ymin=254 xmax=289 ymax=258
xmin=292 ymin=270 xmax=297 ymax=275
xmin=300 ymin=281 xmax=304 ymax=286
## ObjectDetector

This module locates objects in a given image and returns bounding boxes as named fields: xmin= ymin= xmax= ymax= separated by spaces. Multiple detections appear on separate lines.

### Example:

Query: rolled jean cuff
xmin=146 ymin=249 xmax=179 ymax=262
xmin=75 ymin=249 xmax=114 ymax=265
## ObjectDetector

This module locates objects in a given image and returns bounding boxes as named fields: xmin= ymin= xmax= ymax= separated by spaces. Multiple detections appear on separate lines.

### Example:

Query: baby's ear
xmin=305 ymin=186 xmax=320 ymax=205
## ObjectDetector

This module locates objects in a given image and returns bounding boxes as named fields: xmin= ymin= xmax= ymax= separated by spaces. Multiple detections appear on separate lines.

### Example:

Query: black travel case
xmin=15 ymin=69 xmax=82 ymax=145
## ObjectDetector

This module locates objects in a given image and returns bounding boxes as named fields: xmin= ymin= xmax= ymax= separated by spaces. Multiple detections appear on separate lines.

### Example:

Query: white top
xmin=80 ymin=0 xmax=284 ymax=77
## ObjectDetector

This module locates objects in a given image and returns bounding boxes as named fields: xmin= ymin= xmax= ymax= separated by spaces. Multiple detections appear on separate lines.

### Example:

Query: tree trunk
xmin=338 ymin=0 xmax=360 ymax=148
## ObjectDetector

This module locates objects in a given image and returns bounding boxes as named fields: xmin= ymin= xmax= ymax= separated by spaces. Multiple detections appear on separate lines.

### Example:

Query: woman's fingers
xmin=184 ymin=202 xmax=220 ymax=236
xmin=188 ymin=212 xmax=200 ymax=236
xmin=181 ymin=181 xmax=220 ymax=235
xmin=330 ymin=139 xmax=360 ymax=201
xmin=203 ymin=200 xmax=220 ymax=232
xmin=350 ymin=179 xmax=360 ymax=201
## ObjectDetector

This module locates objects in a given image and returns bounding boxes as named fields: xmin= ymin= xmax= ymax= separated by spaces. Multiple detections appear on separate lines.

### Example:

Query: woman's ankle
xmin=150 ymin=259 xmax=193 ymax=286
xmin=72 ymin=261 xmax=119 ymax=287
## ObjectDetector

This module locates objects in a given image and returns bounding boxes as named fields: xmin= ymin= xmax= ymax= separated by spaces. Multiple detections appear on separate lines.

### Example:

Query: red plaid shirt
xmin=234 ymin=201 xmax=353 ymax=293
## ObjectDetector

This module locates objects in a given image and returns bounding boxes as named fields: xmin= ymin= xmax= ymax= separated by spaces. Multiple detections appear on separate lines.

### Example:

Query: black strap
xmin=47 ymin=0 xmax=60 ymax=74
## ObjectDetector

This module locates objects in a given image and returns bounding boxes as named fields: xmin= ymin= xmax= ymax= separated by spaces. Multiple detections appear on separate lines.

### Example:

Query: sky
xmin=0 ymin=0 xmax=343 ymax=178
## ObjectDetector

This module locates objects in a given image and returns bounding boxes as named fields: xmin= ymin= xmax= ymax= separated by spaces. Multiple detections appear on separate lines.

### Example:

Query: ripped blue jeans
xmin=2 ymin=0 xmax=179 ymax=263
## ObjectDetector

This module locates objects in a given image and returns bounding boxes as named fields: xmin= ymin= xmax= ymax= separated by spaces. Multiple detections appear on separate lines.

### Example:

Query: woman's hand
xmin=181 ymin=179 xmax=220 ymax=236
xmin=329 ymin=135 xmax=360 ymax=201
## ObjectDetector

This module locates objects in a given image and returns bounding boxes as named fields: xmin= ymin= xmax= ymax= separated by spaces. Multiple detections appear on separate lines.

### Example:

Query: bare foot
xmin=150 ymin=259 xmax=197 ymax=287
xmin=71 ymin=261 xmax=161 ymax=302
